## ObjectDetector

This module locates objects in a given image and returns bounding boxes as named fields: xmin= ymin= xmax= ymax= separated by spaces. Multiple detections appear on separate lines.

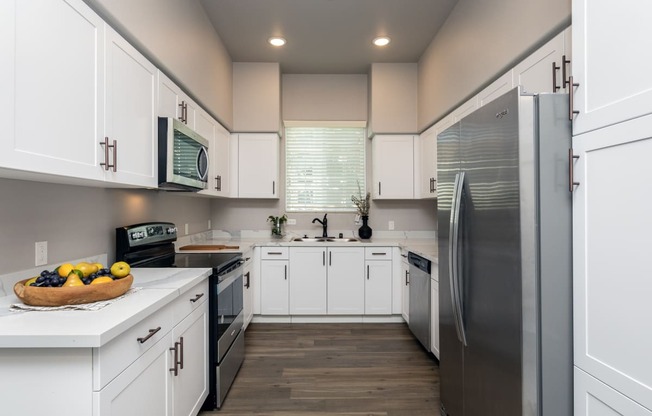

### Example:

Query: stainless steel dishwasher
xmin=408 ymin=252 xmax=431 ymax=351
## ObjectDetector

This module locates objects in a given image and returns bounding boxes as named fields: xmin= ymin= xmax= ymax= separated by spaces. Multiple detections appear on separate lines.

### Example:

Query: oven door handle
xmin=216 ymin=266 xmax=244 ymax=294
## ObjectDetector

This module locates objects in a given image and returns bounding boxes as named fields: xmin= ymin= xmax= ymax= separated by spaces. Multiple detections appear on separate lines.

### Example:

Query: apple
xmin=110 ymin=261 xmax=131 ymax=279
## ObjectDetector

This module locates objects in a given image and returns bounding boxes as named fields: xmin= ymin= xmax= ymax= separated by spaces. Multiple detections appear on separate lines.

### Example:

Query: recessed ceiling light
xmin=373 ymin=36 xmax=391 ymax=47
xmin=268 ymin=37 xmax=287 ymax=47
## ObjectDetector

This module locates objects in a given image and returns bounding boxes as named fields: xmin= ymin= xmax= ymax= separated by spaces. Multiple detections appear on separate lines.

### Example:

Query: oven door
xmin=215 ymin=265 xmax=244 ymax=363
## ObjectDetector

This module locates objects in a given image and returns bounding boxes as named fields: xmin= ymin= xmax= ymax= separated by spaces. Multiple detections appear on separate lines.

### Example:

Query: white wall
xmin=0 ymin=179 xmax=211 ymax=275
xmin=282 ymin=75 xmax=368 ymax=121
xmin=233 ymin=62 xmax=281 ymax=132
xmin=84 ymin=0 xmax=234 ymax=129
xmin=417 ymin=0 xmax=571 ymax=130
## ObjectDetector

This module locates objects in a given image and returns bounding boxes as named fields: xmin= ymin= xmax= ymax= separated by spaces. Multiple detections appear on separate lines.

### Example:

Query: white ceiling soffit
xmin=200 ymin=0 xmax=459 ymax=74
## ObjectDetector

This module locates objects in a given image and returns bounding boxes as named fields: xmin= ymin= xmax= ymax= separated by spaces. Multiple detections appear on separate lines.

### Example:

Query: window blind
xmin=285 ymin=126 xmax=366 ymax=212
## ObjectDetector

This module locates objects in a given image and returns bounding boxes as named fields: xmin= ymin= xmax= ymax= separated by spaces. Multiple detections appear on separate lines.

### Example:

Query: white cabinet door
xmin=372 ymin=135 xmax=416 ymax=199
xmin=513 ymin=30 xmax=566 ymax=95
xmin=365 ymin=260 xmax=392 ymax=315
xmin=430 ymin=278 xmax=439 ymax=358
xmin=171 ymin=304 xmax=209 ymax=416
xmin=260 ymin=260 xmax=289 ymax=314
xmin=242 ymin=252 xmax=254 ymax=328
xmin=237 ymin=133 xmax=279 ymax=198
xmin=289 ymin=247 xmax=327 ymax=314
xmin=0 ymin=0 xmax=105 ymax=181
xmin=103 ymin=26 xmax=157 ymax=187
xmin=419 ymin=125 xmax=438 ymax=199
xmin=575 ymin=368 xmax=652 ymax=416
xmin=156 ymin=71 xmax=196 ymax=129
xmin=401 ymin=256 xmax=409 ymax=323
xmin=212 ymin=123 xmax=231 ymax=197
xmin=451 ymin=96 xmax=478 ymax=124
xmin=573 ymin=115 xmax=652 ymax=411
xmin=94 ymin=334 xmax=172 ymax=416
xmin=477 ymin=71 xmax=514 ymax=108
xmin=572 ymin=0 xmax=652 ymax=134
xmin=327 ymin=247 xmax=365 ymax=315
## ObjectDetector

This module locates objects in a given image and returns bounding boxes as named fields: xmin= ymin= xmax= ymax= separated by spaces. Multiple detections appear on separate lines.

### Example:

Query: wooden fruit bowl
xmin=13 ymin=275 xmax=134 ymax=306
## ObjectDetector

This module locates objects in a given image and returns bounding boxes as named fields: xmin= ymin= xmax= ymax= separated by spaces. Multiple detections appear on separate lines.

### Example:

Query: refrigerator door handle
xmin=450 ymin=171 xmax=468 ymax=346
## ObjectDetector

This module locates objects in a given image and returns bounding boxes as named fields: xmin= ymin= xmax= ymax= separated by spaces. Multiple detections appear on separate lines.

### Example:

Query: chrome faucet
xmin=312 ymin=213 xmax=328 ymax=238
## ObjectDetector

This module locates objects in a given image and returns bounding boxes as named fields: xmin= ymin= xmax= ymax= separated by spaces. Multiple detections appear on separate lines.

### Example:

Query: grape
xmin=40 ymin=270 xmax=50 ymax=277
xmin=36 ymin=276 xmax=46 ymax=284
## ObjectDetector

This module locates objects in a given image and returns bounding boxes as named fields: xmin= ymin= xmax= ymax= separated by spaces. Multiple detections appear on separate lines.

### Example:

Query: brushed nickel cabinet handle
xmin=272 ymin=180 xmax=275 ymax=195
xmin=552 ymin=61 xmax=561 ymax=91
xmin=267 ymin=252 xmax=283 ymax=255
xmin=179 ymin=337 xmax=184 ymax=370
xmin=111 ymin=139 xmax=117 ymax=172
xmin=367 ymin=265 xmax=370 ymax=280
xmin=569 ymin=149 xmax=580 ymax=192
xmin=568 ymin=76 xmax=580 ymax=120
xmin=169 ymin=341 xmax=180 ymax=376
xmin=562 ymin=55 xmax=572 ymax=89
xmin=245 ymin=272 xmax=250 ymax=288
xmin=99 ymin=137 xmax=116 ymax=172
xmin=137 ymin=326 xmax=161 ymax=344
xmin=405 ymin=270 xmax=410 ymax=286
xmin=378 ymin=182 xmax=382 ymax=196
xmin=284 ymin=264 xmax=287 ymax=280
xmin=215 ymin=175 xmax=221 ymax=191
xmin=190 ymin=293 xmax=204 ymax=303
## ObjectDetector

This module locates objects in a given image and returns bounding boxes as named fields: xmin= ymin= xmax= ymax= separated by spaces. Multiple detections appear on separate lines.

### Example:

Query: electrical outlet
xmin=208 ymin=219 xmax=211 ymax=229
xmin=388 ymin=220 xmax=395 ymax=230
xmin=184 ymin=223 xmax=189 ymax=235
xmin=287 ymin=218 xmax=297 ymax=225
xmin=35 ymin=241 xmax=47 ymax=266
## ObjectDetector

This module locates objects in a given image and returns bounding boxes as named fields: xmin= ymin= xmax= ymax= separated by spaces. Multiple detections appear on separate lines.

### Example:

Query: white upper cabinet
xmin=199 ymin=116 xmax=230 ymax=198
xmin=157 ymin=71 xmax=197 ymax=130
xmin=372 ymin=135 xmax=417 ymax=199
xmin=451 ymin=96 xmax=478 ymax=124
xmin=513 ymin=29 xmax=567 ymax=95
xmin=103 ymin=26 xmax=158 ymax=187
xmin=477 ymin=71 xmax=514 ymax=108
xmin=234 ymin=133 xmax=279 ymax=199
xmin=0 ymin=0 xmax=105 ymax=182
xmin=572 ymin=0 xmax=652 ymax=134
xmin=419 ymin=125 xmax=438 ymax=199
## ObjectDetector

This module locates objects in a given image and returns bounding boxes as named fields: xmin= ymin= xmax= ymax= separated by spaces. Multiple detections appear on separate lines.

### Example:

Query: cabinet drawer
xmin=261 ymin=247 xmax=288 ymax=259
xmin=170 ymin=279 xmax=209 ymax=324
xmin=93 ymin=302 xmax=175 ymax=390
xmin=365 ymin=247 xmax=392 ymax=260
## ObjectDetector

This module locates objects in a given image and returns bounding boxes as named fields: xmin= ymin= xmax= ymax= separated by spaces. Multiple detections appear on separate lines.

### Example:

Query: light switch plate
xmin=287 ymin=218 xmax=297 ymax=225
xmin=35 ymin=241 xmax=47 ymax=266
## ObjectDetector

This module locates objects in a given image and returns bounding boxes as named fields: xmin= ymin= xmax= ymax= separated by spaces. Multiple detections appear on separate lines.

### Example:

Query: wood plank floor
xmin=200 ymin=322 xmax=440 ymax=416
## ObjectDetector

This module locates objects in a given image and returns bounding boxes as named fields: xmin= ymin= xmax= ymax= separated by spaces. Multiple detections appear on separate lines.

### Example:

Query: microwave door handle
xmin=196 ymin=146 xmax=209 ymax=181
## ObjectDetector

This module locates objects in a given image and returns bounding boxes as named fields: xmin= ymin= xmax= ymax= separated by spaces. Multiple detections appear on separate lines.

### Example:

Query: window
xmin=285 ymin=125 xmax=366 ymax=212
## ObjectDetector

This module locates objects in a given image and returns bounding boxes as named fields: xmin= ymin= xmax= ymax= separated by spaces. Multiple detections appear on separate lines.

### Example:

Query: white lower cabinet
xmin=364 ymin=248 xmax=393 ymax=315
xmin=327 ymin=247 xmax=365 ymax=314
xmin=289 ymin=247 xmax=328 ymax=314
xmin=430 ymin=276 xmax=439 ymax=359
xmin=260 ymin=259 xmax=289 ymax=315
xmin=95 ymin=281 xmax=209 ymax=416
xmin=575 ymin=367 xmax=652 ymax=416
xmin=242 ymin=249 xmax=255 ymax=328
xmin=400 ymin=253 xmax=409 ymax=323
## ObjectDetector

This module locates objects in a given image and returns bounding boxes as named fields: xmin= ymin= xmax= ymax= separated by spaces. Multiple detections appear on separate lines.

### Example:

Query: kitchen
xmin=1 ymin=0 xmax=651 ymax=416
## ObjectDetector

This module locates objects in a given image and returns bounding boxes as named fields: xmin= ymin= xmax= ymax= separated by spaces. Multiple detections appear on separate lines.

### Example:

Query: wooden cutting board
xmin=179 ymin=245 xmax=240 ymax=251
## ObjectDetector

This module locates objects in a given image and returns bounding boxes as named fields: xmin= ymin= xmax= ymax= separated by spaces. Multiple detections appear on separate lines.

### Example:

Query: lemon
xmin=24 ymin=277 xmax=38 ymax=286
xmin=90 ymin=276 xmax=114 ymax=285
xmin=92 ymin=263 xmax=104 ymax=271
xmin=110 ymin=261 xmax=131 ymax=278
xmin=58 ymin=263 xmax=75 ymax=278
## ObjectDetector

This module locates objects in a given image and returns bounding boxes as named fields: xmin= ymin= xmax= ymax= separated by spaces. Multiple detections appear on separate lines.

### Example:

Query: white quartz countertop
xmin=176 ymin=233 xmax=438 ymax=264
xmin=0 ymin=268 xmax=211 ymax=349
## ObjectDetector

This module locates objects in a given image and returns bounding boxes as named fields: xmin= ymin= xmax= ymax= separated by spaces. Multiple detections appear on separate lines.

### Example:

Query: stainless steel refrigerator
xmin=437 ymin=88 xmax=572 ymax=416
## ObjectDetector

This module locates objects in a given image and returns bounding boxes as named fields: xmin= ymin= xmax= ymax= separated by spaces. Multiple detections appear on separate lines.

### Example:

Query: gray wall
xmin=84 ymin=0 xmax=234 ymax=129
xmin=417 ymin=0 xmax=571 ymax=130
xmin=0 ymin=179 xmax=210 ymax=275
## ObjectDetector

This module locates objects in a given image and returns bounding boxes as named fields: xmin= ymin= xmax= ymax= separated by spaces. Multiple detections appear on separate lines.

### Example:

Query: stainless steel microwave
xmin=158 ymin=117 xmax=209 ymax=191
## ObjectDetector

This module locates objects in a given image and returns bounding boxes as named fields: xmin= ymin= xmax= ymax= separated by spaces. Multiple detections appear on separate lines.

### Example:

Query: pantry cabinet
xmin=0 ymin=0 xmax=105 ymax=182
xmin=372 ymin=135 xmax=417 ymax=199
xmin=232 ymin=133 xmax=280 ymax=199
xmin=571 ymin=0 xmax=652 ymax=134
xmin=572 ymin=114 xmax=652 ymax=413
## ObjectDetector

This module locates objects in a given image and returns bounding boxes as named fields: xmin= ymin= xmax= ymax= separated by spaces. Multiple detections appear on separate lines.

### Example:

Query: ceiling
xmin=199 ymin=0 xmax=459 ymax=74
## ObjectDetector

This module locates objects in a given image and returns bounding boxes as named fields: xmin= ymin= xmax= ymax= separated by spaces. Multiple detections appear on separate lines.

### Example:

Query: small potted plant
xmin=267 ymin=214 xmax=288 ymax=238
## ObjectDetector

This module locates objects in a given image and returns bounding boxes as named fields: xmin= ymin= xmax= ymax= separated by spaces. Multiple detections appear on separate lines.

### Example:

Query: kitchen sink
xmin=291 ymin=237 xmax=359 ymax=243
